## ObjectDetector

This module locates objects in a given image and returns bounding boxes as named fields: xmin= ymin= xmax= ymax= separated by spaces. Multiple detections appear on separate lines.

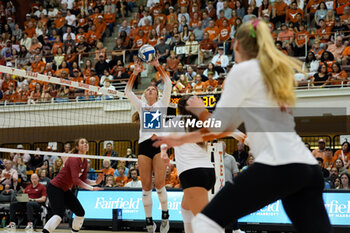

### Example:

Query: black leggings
xmin=47 ymin=182 xmax=85 ymax=218
xmin=202 ymin=163 xmax=332 ymax=233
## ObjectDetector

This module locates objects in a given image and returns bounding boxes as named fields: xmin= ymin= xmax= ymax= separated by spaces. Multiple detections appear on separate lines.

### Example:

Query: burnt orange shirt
xmin=54 ymin=17 xmax=66 ymax=29
xmin=329 ymin=70 xmax=347 ymax=85
xmin=274 ymin=1 xmax=288 ymax=16
xmin=104 ymin=13 xmax=115 ymax=24
xmin=133 ymin=35 xmax=148 ymax=48
xmin=31 ymin=61 xmax=46 ymax=73
xmin=306 ymin=0 xmax=323 ymax=13
xmin=205 ymin=79 xmax=218 ymax=88
xmin=323 ymin=156 xmax=337 ymax=169
xmin=204 ymin=26 xmax=219 ymax=41
xmin=286 ymin=8 xmax=304 ymax=23
xmin=295 ymin=31 xmax=309 ymax=46
xmin=115 ymin=176 xmax=128 ymax=187
xmin=25 ymin=27 xmax=36 ymax=38
xmin=219 ymin=26 xmax=231 ymax=42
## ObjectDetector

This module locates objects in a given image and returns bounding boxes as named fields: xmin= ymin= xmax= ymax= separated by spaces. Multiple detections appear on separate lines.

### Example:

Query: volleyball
xmin=138 ymin=44 xmax=156 ymax=63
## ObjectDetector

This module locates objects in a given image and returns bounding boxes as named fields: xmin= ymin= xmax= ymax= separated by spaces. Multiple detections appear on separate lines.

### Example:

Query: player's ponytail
xmin=235 ymin=19 xmax=302 ymax=106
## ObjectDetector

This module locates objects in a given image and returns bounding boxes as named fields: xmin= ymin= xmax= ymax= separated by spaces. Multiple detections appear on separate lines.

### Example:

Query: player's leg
xmin=282 ymin=166 xmax=332 ymax=233
xmin=64 ymin=190 xmax=85 ymax=233
xmin=181 ymin=192 xmax=194 ymax=233
xmin=192 ymin=163 xmax=298 ymax=233
xmin=138 ymin=154 xmax=155 ymax=231
xmin=153 ymin=153 xmax=170 ymax=233
xmin=42 ymin=183 xmax=65 ymax=233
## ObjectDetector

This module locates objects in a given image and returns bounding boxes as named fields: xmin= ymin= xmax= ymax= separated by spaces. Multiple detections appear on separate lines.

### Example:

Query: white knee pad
xmin=142 ymin=190 xmax=153 ymax=217
xmin=156 ymin=186 xmax=168 ymax=211
xmin=44 ymin=215 xmax=62 ymax=233
xmin=182 ymin=208 xmax=194 ymax=233
xmin=72 ymin=216 xmax=84 ymax=232
xmin=192 ymin=213 xmax=224 ymax=233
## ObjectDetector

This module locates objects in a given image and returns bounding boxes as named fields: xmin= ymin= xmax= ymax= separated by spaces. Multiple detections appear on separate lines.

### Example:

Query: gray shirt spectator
xmin=224 ymin=153 xmax=239 ymax=183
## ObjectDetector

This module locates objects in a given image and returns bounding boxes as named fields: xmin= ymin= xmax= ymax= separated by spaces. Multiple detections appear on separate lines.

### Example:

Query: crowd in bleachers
xmin=0 ymin=0 xmax=349 ymax=103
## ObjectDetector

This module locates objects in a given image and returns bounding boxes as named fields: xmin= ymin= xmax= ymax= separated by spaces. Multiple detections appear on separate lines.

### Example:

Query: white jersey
xmin=170 ymin=116 xmax=214 ymax=176
xmin=126 ymin=77 xmax=172 ymax=143
xmin=211 ymin=59 xmax=317 ymax=166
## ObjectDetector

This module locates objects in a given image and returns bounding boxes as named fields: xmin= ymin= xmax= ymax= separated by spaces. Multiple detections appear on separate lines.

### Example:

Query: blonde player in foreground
xmin=125 ymin=57 xmax=172 ymax=233
xmin=153 ymin=19 xmax=332 ymax=233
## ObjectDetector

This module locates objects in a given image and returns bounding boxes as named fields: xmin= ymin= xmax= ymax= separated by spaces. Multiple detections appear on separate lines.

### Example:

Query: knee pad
xmin=44 ymin=215 xmax=62 ymax=233
xmin=72 ymin=216 xmax=84 ymax=232
xmin=156 ymin=186 xmax=168 ymax=203
xmin=181 ymin=208 xmax=194 ymax=223
xmin=142 ymin=190 xmax=153 ymax=207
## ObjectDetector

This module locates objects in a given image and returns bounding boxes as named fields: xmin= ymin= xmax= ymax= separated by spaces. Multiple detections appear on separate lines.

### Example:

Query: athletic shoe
xmin=5 ymin=222 xmax=16 ymax=231
xmin=25 ymin=222 xmax=34 ymax=232
xmin=160 ymin=219 xmax=170 ymax=233
xmin=233 ymin=229 xmax=245 ymax=233
xmin=146 ymin=222 xmax=157 ymax=233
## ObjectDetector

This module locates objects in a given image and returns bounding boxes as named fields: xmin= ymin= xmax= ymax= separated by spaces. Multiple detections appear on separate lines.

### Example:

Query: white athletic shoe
xmin=160 ymin=219 xmax=170 ymax=233
xmin=233 ymin=230 xmax=245 ymax=233
xmin=5 ymin=222 xmax=16 ymax=231
xmin=146 ymin=222 xmax=157 ymax=233
xmin=25 ymin=222 xmax=34 ymax=232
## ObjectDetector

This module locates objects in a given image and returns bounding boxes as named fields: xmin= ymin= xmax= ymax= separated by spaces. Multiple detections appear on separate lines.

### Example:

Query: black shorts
xmin=138 ymin=138 xmax=161 ymax=159
xmin=179 ymin=168 xmax=216 ymax=190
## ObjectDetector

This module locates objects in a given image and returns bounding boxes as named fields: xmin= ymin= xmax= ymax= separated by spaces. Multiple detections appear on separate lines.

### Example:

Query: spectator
xmin=277 ymin=24 xmax=293 ymax=55
xmin=87 ymin=159 xmax=97 ymax=181
xmin=104 ymin=175 xmax=116 ymax=187
xmin=286 ymin=2 xmax=304 ymax=24
xmin=211 ymin=46 xmax=229 ymax=74
xmin=334 ymin=158 xmax=347 ymax=174
xmin=125 ymin=168 xmax=142 ymax=188
xmin=329 ymin=167 xmax=339 ymax=188
xmin=315 ymin=2 xmax=328 ymax=26
xmin=320 ymin=51 xmax=336 ymax=73
xmin=315 ymin=19 xmax=331 ymax=45
xmin=173 ymin=62 xmax=186 ymax=82
xmin=192 ymin=74 xmax=206 ymax=93
xmin=312 ymin=139 xmax=327 ymax=159
xmin=327 ymin=36 xmax=346 ymax=62
xmin=155 ymin=37 xmax=170 ymax=64
xmin=95 ymin=54 xmax=109 ymax=77
xmin=342 ymin=43 xmax=350 ymax=65
xmin=204 ymin=72 xmax=218 ymax=92
xmin=0 ymin=159 xmax=18 ymax=190
xmin=323 ymin=148 xmax=336 ymax=170
xmin=29 ymin=148 xmax=43 ymax=171
xmin=12 ymin=144 xmax=31 ymax=164
xmin=53 ymin=157 xmax=63 ymax=176
xmin=243 ymin=6 xmax=257 ymax=23
xmin=115 ymin=165 xmax=128 ymax=187
xmin=232 ymin=141 xmax=249 ymax=169
xmin=14 ymin=157 xmax=27 ymax=183
xmin=294 ymin=24 xmax=309 ymax=57
xmin=203 ymin=63 xmax=219 ymax=80
xmin=100 ymin=159 xmax=115 ymax=179
xmin=100 ymin=69 xmax=114 ymax=86
xmin=6 ymin=174 xmax=46 ymax=231
xmin=184 ymin=65 xmax=197 ymax=82
xmin=241 ymin=153 xmax=254 ymax=171
xmin=334 ymin=176 xmax=341 ymax=189
xmin=302 ymin=52 xmax=320 ymax=78
xmin=38 ymin=169 xmax=51 ymax=186
xmin=102 ymin=142 xmax=118 ymax=169
xmin=173 ymin=74 xmax=191 ymax=93
xmin=339 ymin=172 xmax=350 ymax=190
xmin=115 ymin=161 xmax=129 ymax=177
xmin=272 ymin=0 xmax=287 ymax=26
xmin=334 ymin=142 xmax=350 ymax=169
xmin=125 ymin=148 xmax=137 ymax=169
xmin=329 ymin=62 xmax=348 ymax=86
xmin=166 ymin=51 xmax=180 ymax=75
xmin=164 ymin=166 xmax=179 ymax=188
xmin=43 ymin=146 xmax=58 ymax=168
xmin=310 ymin=40 xmax=324 ymax=60
xmin=200 ymin=32 xmax=217 ymax=63
xmin=204 ymin=20 xmax=219 ymax=41
xmin=311 ymin=63 xmax=330 ymax=87
xmin=235 ymin=1 xmax=245 ymax=20
xmin=184 ymin=33 xmax=199 ymax=64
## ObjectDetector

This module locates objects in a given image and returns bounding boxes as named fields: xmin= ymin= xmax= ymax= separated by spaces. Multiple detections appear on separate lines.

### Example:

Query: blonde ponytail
xmin=235 ymin=19 xmax=302 ymax=106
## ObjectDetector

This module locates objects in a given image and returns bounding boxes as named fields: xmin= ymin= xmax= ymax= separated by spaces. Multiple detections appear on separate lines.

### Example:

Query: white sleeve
xmin=211 ymin=55 xmax=218 ymax=65
xmin=125 ymin=87 xmax=142 ymax=112
xmin=159 ymin=74 xmax=172 ymax=107
xmin=222 ymin=56 xmax=229 ymax=68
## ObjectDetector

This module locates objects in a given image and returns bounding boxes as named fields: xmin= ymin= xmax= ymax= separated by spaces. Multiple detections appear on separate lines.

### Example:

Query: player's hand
xmin=149 ymin=55 xmax=160 ymax=67
xmin=153 ymin=134 xmax=186 ymax=148
xmin=93 ymin=187 xmax=104 ymax=191
xmin=133 ymin=61 xmax=143 ymax=74
xmin=186 ymin=96 xmax=206 ymax=117
xmin=160 ymin=150 xmax=170 ymax=166
xmin=96 ymin=175 xmax=104 ymax=185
